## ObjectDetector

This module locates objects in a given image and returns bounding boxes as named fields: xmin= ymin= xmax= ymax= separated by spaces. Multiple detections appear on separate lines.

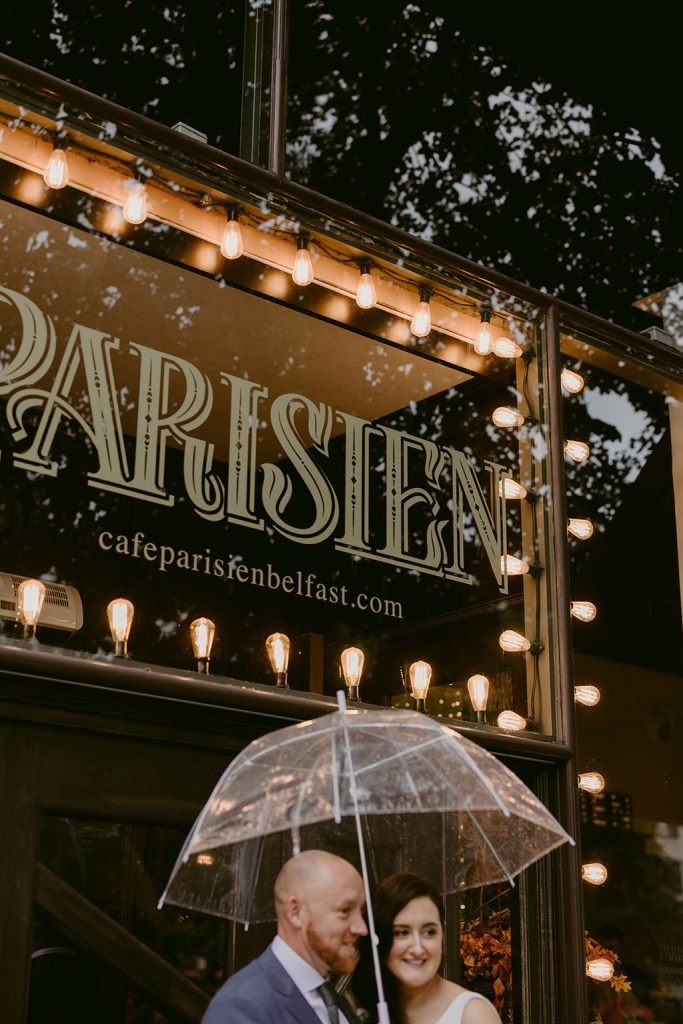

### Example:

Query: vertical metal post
xmin=240 ymin=0 xmax=288 ymax=173
xmin=269 ymin=0 xmax=289 ymax=175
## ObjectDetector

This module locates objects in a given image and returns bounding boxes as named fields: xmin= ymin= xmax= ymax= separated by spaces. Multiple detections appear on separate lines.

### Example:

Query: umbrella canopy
xmin=159 ymin=700 xmax=574 ymax=925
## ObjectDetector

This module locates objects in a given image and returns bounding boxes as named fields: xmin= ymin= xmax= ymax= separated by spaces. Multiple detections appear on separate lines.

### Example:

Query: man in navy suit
xmin=202 ymin=849 xmax=369 ymax=1024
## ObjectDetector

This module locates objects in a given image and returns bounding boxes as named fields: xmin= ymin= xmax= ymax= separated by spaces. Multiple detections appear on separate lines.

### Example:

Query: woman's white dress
xmin=433 ymin=991 xmax=490 ymax=1024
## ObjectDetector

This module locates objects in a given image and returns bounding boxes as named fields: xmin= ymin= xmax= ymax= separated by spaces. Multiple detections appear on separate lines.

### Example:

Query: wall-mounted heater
xmin=0 ymin=572 xmax=83 ymax=632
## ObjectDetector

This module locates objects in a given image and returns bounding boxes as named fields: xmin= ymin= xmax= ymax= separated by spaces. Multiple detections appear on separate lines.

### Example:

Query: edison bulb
xmin=501 ymin=555 xmax=529 ymax=576
xmin=586 ymin=958 xmax=614 ymax=982
xmin=497 ymin=710 xmax=527 ymax=731
xmin=474 ymin=320 xmax=492 ymax=355
xmin=356 ymin=267 xmax=377 ymax=309
xmin=190 ymin=617 xmax=216 ymax=671
xmin=123 ymin=180 xmax=148 ymax=225
xmin=567 ymin=518 xmax=594 ymax=540
xmin=499 ymin=477 xmax=527 ymax=500
xmin=43 ymin=147 xmax=69 ymax=189
xmin=341 ymin=646 xmax=364 ymax=700
xmin=220 ymin=215 xmax=243 ymax=259
xmin=499 ymin=629 xmax=531 ymax=653
xmin=574 ymin=685 xmax=601 ymax=707
xmin=565 ymin=439 xmax=590 ymax=462
xmin=561 ymin=368 xmax=585 ymax=394
xmin=582 ymin=862 xmax=608 ymax=885
xmin=410 ymin=295 xmax=431 ymax=338
xmin=571 ymin=601 xmax=597 ymax=622
xmin=107 ymin=597 xmax=134 ymax=657
xmin=493 ymin=336 xmax=523 ymax=358
xmin=467 ymin=674 xmax=489 ymax=722
xmin=578 ymin=772 xmax=605 ymax=794
xmin=17 ymin=578 xmax=46 ymax=638
xmin=492 ymin=407 xmax=525 ymax=428
xmin=292 ymin=240 xmax=314 ymax=286
xmin=266 ymin=631 xmax=290 ymax=687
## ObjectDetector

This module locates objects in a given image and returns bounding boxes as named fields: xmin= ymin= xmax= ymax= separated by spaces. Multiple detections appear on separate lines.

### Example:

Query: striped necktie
xmin=318 ymin=981 xmax=344 ymax=1024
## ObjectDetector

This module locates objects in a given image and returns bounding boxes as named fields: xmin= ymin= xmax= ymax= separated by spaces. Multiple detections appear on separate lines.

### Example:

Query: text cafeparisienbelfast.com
xmin=97 ymin=528 xmax=405 ymax=620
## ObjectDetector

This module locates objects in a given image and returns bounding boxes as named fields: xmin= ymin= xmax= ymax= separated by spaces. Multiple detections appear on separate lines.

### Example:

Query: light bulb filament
xmin=220 ymin=209 xmax=244 ymax=259
xmin=266 ymin=632 xmax=291 ymax=687
xmin=292 ymin=237 xmax=314 ymax=286
xmin=356 ymin=263 xmax=377 ymax=309
xmin=409 ymin=660 xmax=432 ymax=708
xmin=410 ymin=289 xmax=431 ymax=337
xmin=44 ymin=147 xmax=69 ymax=189
xmin=123 ymin=180 xmax=148 ymax=225
xmin=467 ymin=674 xmax=489 ymax=720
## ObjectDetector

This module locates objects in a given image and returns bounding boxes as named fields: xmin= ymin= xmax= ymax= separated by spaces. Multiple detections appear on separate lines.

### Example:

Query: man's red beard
xmin=306 ymin=924 xmax=360 ymax=975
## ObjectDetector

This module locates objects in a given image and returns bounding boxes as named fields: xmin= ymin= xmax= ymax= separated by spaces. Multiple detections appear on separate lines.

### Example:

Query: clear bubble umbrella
xmin=159 ymin=694 xmax=574 ymax=1024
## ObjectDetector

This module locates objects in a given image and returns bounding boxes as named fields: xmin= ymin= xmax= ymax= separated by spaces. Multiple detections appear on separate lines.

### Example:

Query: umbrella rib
xmin=352 ymin=731 xmax=445 ymax=779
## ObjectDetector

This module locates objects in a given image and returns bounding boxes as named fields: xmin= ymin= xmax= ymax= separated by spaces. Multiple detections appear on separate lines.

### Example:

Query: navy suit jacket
xmin=202 ymin=944 xmax=330 ymax=1024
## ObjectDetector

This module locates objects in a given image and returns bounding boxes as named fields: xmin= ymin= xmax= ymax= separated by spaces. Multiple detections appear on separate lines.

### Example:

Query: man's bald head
xmin=273 ymin=849 xmax=368 ymax=975
xmin=275 ymin=849 xmax=350 ymax=911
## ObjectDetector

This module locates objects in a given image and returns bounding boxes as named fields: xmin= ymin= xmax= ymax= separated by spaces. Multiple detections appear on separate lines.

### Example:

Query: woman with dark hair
xmin=353 ymin=872 xmax=501 ymax=1024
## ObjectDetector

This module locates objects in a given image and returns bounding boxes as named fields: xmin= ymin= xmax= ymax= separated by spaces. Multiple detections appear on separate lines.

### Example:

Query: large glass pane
xmin=32 ymin=816 xmax=229 ymax=1021
xmin=560 ymin=327 xmax=683 ymax=1023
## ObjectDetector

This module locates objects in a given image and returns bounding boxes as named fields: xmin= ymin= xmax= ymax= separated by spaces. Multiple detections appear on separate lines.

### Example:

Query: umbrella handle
xmin=336 ymin=691 xmax=389 ymax=1018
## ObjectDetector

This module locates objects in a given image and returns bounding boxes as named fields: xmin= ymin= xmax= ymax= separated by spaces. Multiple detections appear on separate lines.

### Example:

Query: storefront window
xmin=560 ymin=326 xmax=683 ymax=1022
xmin=0 ymin=93 xmax=561 ymax=737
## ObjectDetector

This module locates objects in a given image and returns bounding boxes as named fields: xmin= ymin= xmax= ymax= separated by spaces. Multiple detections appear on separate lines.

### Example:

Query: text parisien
xmin=0 ymin=286 xmax=509 ymax=590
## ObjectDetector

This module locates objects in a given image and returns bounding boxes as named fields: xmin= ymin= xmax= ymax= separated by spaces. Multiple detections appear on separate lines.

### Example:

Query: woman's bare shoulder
xmin=460 ymin=990 xmax=502 ymax=1023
